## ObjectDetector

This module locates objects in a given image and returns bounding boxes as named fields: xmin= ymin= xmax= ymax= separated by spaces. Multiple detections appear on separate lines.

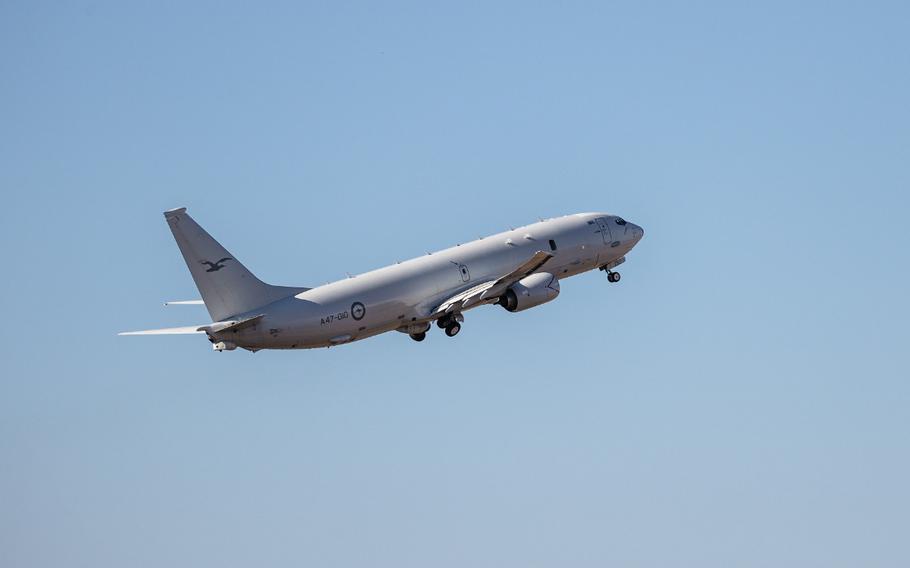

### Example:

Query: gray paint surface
xmin=125 ymin=210 xmax=644 ymax=350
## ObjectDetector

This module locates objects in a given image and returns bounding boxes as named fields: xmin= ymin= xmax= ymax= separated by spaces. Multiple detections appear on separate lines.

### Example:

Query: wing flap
xmin=435 ymin=281 xmax=496 ymax=315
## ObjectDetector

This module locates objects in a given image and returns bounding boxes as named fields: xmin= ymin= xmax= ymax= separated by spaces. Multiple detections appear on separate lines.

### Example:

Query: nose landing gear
xmin=600 ymin=265 xmax=621 ymax=283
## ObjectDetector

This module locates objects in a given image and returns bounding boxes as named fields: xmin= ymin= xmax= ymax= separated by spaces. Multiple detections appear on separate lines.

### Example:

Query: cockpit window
xmin=615 ymin=217 xmax=627 ymax=226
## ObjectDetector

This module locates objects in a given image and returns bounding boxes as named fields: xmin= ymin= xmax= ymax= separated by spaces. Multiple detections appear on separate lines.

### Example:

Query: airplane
xmin=120 ymin=208 xmax=644 ymax=351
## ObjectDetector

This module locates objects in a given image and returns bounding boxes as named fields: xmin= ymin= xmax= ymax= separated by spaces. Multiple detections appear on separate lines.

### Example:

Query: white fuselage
xmin=222 ymin=212 xmax=643 ymax=349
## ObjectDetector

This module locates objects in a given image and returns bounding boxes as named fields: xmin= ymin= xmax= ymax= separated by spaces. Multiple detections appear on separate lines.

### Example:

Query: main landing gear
xmin=409 ymin=315 xmax=464 ymax=342
xmin=599 ymin=265 xmax=621 ymax=283
xmin=437 ymin=314 xmax=463 ymax=337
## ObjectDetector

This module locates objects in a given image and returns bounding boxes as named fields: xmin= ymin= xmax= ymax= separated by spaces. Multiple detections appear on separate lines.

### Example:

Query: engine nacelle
xmin=498 ymin=272 xmax=560 ymax=312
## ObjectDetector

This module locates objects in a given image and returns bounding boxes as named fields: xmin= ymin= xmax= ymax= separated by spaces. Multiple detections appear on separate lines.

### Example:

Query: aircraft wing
xmin=433 ymin=250 xmax=553 ymax=316
xmin=433 ymin=280 xmax=499 ymax=315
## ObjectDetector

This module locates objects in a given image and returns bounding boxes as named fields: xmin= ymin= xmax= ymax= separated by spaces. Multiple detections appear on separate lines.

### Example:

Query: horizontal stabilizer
xmin=199 ymin=314 xmax=264 ymax=334
xmin=119 ymin=325 xmax=206 ymax=336
xmin=120 ymin=314 xmax=264 ymax=337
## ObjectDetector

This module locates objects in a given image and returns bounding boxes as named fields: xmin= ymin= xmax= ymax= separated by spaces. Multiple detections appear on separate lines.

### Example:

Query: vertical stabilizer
xmin=163 ymin=207 xmax=305 ymax=321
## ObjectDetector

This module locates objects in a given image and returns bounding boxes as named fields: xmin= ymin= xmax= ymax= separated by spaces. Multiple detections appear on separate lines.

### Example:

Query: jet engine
xmin=498 ymin=272 xmax=560 ymax=312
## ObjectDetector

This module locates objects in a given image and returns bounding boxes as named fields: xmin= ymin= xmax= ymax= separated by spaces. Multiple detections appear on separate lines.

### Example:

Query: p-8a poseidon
xmin=121 ymin=208 xmax=644 ymax=351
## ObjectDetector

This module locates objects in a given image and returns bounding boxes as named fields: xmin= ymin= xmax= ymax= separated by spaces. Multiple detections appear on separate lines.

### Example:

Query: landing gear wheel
xmin=608 ymin=271 xmax=621 ymax=283
xmin=444 ymin=322 xmax=461 ymax=337
xmin=409 ymin=332 xmax=426 ymax=342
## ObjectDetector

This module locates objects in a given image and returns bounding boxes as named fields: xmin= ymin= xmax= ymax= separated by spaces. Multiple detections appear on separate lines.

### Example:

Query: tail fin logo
xmin=200 ymin=257 xmax=232 ymax=272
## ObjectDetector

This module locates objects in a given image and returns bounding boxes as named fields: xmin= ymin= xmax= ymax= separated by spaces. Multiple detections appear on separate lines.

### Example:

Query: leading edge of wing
xmin=486 ymin=250 xmax=554 ymax=293
xmin=433 ymin=250 xmax=554 ymax=316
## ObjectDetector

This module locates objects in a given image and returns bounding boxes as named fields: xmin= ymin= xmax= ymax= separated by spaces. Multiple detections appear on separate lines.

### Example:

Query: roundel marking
xmin=351 ymin=302 xmax=366 ymax=321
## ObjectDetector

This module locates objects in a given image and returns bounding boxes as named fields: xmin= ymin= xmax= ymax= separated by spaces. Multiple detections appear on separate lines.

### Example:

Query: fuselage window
xmin=549 ymin=239 xmax=557 ymax=251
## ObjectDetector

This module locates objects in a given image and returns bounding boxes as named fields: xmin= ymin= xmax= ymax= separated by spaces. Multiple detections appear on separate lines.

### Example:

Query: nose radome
xmin=631 ymin=223 xmax=644 ymax=241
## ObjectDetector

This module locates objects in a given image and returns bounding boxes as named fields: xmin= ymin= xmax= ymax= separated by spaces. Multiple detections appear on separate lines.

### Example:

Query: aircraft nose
xmin=631 ymin=223 xmax=644 ymax=241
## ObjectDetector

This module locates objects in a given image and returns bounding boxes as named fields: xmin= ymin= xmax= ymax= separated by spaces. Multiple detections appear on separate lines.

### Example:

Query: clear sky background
xmin=1 ymin=1 xmax=908 ymax=567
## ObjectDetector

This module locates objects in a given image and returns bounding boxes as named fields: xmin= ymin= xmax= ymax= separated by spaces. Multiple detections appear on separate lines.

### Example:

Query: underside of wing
xmin=432 ymin=250 xmax=554 ymax=316
xmin=434 ymin=280 xmax=498 ymax=315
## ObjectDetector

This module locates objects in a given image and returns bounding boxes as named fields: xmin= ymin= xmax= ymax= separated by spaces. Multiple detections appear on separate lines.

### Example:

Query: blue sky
xmin=2 ymin=1 xmax=908 ymax=566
